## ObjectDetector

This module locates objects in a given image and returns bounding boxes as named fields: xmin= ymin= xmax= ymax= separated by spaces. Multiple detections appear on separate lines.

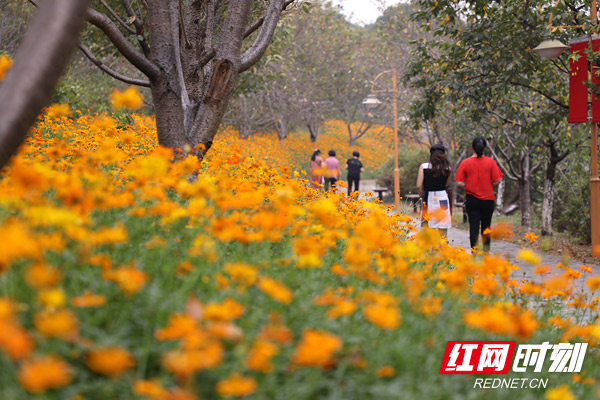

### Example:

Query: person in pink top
xmin=324 ymin=150 xmax=341 ymax=191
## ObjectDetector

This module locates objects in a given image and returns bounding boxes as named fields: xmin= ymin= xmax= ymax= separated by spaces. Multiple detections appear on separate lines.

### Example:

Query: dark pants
xmin=347 ymin=175 xmax=360 ymax=195
xmin=466 ymin=194 xmax=495 ymax=252
xmin=325 ymin=177 xmax=337 ymax=191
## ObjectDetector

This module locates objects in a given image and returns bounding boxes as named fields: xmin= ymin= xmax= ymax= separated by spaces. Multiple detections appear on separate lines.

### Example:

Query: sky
xmin=330 ymin=0 xmax=403 ymax=25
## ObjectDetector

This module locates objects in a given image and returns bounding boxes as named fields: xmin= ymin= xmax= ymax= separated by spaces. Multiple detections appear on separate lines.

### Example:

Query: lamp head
xmin=533 ymin=37 xmax=569 ymax=59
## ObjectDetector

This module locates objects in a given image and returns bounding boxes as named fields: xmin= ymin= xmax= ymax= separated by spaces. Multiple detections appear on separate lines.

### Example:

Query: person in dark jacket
xmin=345 ymin=151 xmax=365 ymax=196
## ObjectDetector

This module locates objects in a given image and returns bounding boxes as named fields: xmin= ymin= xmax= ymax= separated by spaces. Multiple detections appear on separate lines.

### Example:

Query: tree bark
xmin=519 ymin=152 xmax=532 ymax=228
xmin=0 ymin=0 xmax=93 ymax=170
xmin=495 ymin=178 xmax=505 ymax=215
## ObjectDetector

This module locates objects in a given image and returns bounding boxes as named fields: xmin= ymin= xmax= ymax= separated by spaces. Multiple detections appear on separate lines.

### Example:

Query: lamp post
xmin=362 ymin=68 xmax=400 ymax=210
xmin=533 ymin=1 xmax=600 ymax=256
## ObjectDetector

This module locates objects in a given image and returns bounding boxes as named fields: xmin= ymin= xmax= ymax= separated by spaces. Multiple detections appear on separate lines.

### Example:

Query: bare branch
xmin=244 ymin=0 xmax=294 ymax=39
xmin=487 ymin=146 xmax=518 ymax=181
xmin=100 ymin=0 xmax=136 ymax=34
xmin=78 ymin=43 xmax=150 ymax=87
xmin=86 ymin=7 xmax=159 ymax=78
xmin=240 ymin=0 xmax=286 ymax=72
xmin=121 ymin=0 xmax=150 ymax=56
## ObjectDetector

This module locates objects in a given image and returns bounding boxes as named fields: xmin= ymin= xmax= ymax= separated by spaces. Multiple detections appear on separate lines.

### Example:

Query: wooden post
xmin=392 ymin=68 xmax=400 ymax=211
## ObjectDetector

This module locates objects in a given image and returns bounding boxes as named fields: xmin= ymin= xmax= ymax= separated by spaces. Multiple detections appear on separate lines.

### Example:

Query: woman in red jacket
xmin=455 ymin=137 xmax=503 ymax=252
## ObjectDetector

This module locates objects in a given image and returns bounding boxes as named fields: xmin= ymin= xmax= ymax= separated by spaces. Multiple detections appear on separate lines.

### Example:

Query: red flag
xmin=592 ymin=39 xmax=600 ymax=122
xmin=569 ymin=41 xmax=588 ymax=124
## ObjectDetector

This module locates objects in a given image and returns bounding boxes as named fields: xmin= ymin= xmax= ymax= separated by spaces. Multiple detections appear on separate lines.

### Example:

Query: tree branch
xmin=78 ymin=43 xmax=150 ymax=87
xmin=487 ymin=146 xmax=518 ymax=181
xmin=509 ymin=80 xmax=567 ymax=109
xmin=121 ymin=0 xmax=151 ymax=56
xmin=239 ymin=0 xmax=285 ymax=72
xmin=86 ymin=7 xmax=159 ymax=79
xmin=243 ymin=0 xmax=294 ymax=39
xmin=100 ymin=0 xmax=136 ymax=34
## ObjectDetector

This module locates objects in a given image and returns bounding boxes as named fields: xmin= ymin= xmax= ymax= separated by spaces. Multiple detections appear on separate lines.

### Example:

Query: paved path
xmin=446 ymin=227 xmax=599 ymax=282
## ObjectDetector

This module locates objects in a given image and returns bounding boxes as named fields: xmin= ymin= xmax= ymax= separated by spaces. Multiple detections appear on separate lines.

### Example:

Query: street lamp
xmin=533 ymin=1 xmax=600 ymax=256
xmin=363 ymin=68 xmax=400 ymax=211
xmin=532 ymin=37 xmax=569 ymax=59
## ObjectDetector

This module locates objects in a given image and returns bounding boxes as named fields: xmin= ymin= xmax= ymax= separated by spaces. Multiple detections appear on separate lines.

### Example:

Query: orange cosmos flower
xmin=245 ymin=340 xmax=279 ymax=373
xmin=0 ymin=54 xmax=13 ymax=81
xmin=110 ymin=86 xmax=144 ymax=110
xmin=24 ymin=263 xmax=61 ymax=288
xmin=215 ymin=373 xmax=257 ymax=397
xmin=86 ymin=346 xmax=135 ymax=377
xmin=257 ymin=277 xmax=293 ymax=304
xmin=18 ymin=355 xmax=73 ymax=394
xmin=202 ymin=298 xmax=244 ymax=321
xmin=0 ymin=321 xmax=35 ymax=360
xmin=71 ymin=291 xmax=106 ymax=308
xmin=34 ymin=309 xmax=78 ymax=339
xmin=327 ymin=300 xmax=357 ymax=319
xmin=534 ymin=265 xmax=551 ymax=275
xmin=587 ymin=276 xmax=600 ymax=292
xmin=258 ymin=324 xmax=293 ymax=345
xmin=103 ymin=265 xmax=147 ymax=295
xmin=291 ymin=329 xmax=342 ymax=368
xmin=133 ymin=379 xmax=169 ymax=399
xmin=363 ymin=304 xmax=400 ymax=330
xmin=524 ymin=232 xmax=539 ymax=243
xmin=223 ymin=263 xmax=258 ymax=287
xmin=46 ymin=103 xmax=72 ymax=119
xmin=376 ymin=365 xmax=396 ymax=378
xmin=162 ymin=343 xmax=223 ymax=379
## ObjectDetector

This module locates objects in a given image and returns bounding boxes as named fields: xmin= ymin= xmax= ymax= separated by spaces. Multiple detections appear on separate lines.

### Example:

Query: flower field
xmin=0 ymin=109 xmax=599 ymax=400
xmin=212 ymin=120 xmax=398 ymax=178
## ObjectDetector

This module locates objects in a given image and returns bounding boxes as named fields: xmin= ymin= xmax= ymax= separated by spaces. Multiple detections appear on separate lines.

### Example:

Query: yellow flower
xmin=18 ymin=355 xmax=73 ymax=394
xmin=224 ymin=262 xmax=258 ymax=287
xmin=0 ymin=54 xmax=13 ymax=81
xmin=46 ymin=103 xmax=72 ymax=119
xmin=86 ymin=346 xmax=135 ymax=377
xmin=37 ymin=287 xmax=66 ymax=308
xmin=545 ymin=385 xmax=575 ymax=400
xmin=110 ymin=86 xmax=144 ymax=110
xmin=586 ymin=276 xmax=600 ymax=292
xmin=517 ymin=249 xmax=542 ymax=265
xmin=257 ymin=277 xmax=293 ymax=304
xmin=216 ymin=373 xmax=257 ymax=397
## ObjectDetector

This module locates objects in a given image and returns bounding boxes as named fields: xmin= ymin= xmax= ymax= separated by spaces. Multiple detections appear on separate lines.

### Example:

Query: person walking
xmin=309 ymin=149 xmax=324 ymax=189
xmin=324 ymin=150 xmax=341 ymax=191
xmin=455 ymin=137 xmax=503 ymax=252
xmin=416 ymin=143 xmax=452 ymax=237
xmin=346 ymin=150 xmax=365 ymax=196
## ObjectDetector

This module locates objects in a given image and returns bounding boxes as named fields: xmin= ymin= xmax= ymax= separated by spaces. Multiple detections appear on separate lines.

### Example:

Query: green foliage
xmin=376 ymin=147 xmax=429 ymax=196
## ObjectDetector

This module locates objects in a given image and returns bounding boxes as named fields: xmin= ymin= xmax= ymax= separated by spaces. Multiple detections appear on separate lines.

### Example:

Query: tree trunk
xmin=541 ymin=172 xmax=555 ymax=236
xmin=495 ymin=179 xmax=505 ymax=215
xmin=519 ymin=153 xmax=532 ymax=228
xmin=277 ymin=118 xmax=288 ymax=142
xmin=308 ymin=120 xmax=319 ymax=143
xmin=0 ymin=0 xmax=93 ymax=169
